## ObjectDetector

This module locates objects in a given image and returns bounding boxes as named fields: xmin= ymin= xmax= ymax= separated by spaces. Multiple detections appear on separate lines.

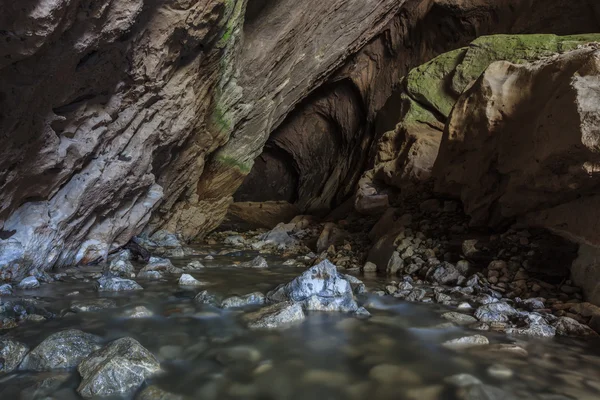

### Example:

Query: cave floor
xmin=1 ymin=247 xmax=600 ymax=399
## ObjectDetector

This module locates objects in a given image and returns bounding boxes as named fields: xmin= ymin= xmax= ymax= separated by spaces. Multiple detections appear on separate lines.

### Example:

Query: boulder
xmin=267 ymin=260 xmax=360 ymax=312
xmin=19 ymin=329 xmax=102 ymax=371
xmin=106 ymin=250 xmax=135 ymax=278
xmin=77 ymin=337 xmax=161 ymax=398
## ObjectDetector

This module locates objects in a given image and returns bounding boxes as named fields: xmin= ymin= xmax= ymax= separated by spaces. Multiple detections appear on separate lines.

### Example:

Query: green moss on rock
xmin=216 ymin=154 xmax=251 ymax=173
xmin=406 ymin=48 xmax=466 ymax=117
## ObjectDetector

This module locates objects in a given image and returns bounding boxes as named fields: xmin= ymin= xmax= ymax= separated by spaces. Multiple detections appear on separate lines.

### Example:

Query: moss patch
xmin=215 ymin=154 xmax=252 ymax=173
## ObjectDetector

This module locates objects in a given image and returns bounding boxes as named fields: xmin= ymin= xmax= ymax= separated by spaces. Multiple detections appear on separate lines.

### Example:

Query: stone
xmin=482 ymin=344 xmax=528 ymax=357
xmin=0 ymin=284 xmax=12 ymax=295
xmin=386 ymin=251 xmax=404 ymax=275
xmin=19 ymin=329 xmax=102 ymax=371
xmin=122 ymin=306 xmax=154 ymax=318
xmin=429 ymin=262 xmax=464 ymax=285
xmin=474 ymin=302 xmax=517 ymax=323
xmin=137 ymin=386 xmax=185 ymax=400
xmin=267 ymin=260 xmax=360 ymax=312
xmin=444 ymin=373 xmax=482 ymax=388
xmin=71 ymin=299 xmax=117 ymax=313
xmin=224 ymin=235 xmax=246 ymax=246
xmin=243 ymin=302 xmax=305 ymax=329
xmin=96 ymin=276 xmax=143 ymax=292
xmin=487 ymin=364 xmax=514 ymax=380
xmin=194 ymin=290 xmax=220 ymax=306
xmin=178 ymin=274 xmax=205 ymax=287
xmin=221 ymin=292 xmax=266 ymax=308
xmin=106 ymin=250 xmax=135 ymax=278
xmin=77 ymin=337 xmax=161 ymax=398
xmin=554 ymin=316 xmax=599 ymax=336
xmin=506 ymin=313 xmax=556 ymax=337
xmin=462 ymin=240 xmax=479 ymax=258
xmin=187 ymin=260 xmax=205 ymax=269
xmin=140 ymin=257 xmax=183 ymax=275
xmin=0 ymin=339 xmax=29 ymax=373
xmin=363 ymin=262 xmax=377 ymax=272
xmin=17 ymin=276 xmax=40 ymax=289
xmin=240 ymin=256 xmax=269 ymax=269
xmin=442 ymin=335 xmax=489 ymax=350
xmin=369 ymin=364 xmax=421 ymax=385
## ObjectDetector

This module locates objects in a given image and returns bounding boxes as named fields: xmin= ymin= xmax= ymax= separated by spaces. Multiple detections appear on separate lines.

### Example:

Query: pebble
xmin=363 ymin=262 xmax=377 ymax=272
xmin=442 ymin=334 xmax=489 ymax=350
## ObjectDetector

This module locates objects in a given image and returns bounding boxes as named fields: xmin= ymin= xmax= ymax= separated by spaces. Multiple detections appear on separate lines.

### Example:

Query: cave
xmin=1 ymin=0 xmax=600 ymax=398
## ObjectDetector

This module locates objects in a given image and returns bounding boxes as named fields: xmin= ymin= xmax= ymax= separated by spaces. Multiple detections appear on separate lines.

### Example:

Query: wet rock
xmin=141 ymin=257 xmax=183 ymax=275
xmin=122 ymin=306 xmax=154 ymax=319
xmin=243 ymin=302 xmax=305 ymax=329
xmin=20 ymin=329 xmax=102 ymax=371
xmin=0 ymin=339 xmax=29 ymax=373
xmin=77 ymin=337 xmax=161 ymax=398
xmin=386 ymin=251 xmax=404 ymax=275
xmin=267 ymin=260 xmax=360 ymax=312
xmin=187 ymin=260 xmax=205 ymax=269
xmin=106 ymin=250 xmax=135 ymax=278
xmin=71 ymin=299 xmax=117 ymax=313
xmin=0 ymin=284 xmax=13 ymax=295
xmin=97 ymin=276 xmax=143 ymax=292
xmin=441 ymin=312 xmax=478 ymax=326
xmin=457 ymin=384 xmax=516 ymax=400
xmin=17 ymin=276 xmax=40 ymax=289
xmin=221 ymin=292 xmax=266 ymax=308
xmin=481 ymin=344 xmax=528 ymax=357
xmin=258 ymin=224 xmax=299 ymax=248
xmin=240 ymin=256 xmax=269 ymax=269
xmin=474 ymin=302 xmax=517 ymax=323
xmin=194 ymin=290 xmax=221 ymax=306
xmin=506 ymin=313 xmax=555 ymax=337
xmin=443 ymin=335 xmax=489 ymax=350
xmin=224 ymin=235 xmax=246 ymax=246
xmin=137 ymin=270 xmax=164 ymax=280
xmin=487 ymin=364 xmax=514 ymax=380
xmin=462 ymin=240 xmax=480 ymax=258
xmin=363 ymin=261 xmax=377 ymax=272
xmin=137 ymin=386 xmax=184 ymax=400
xmin=553 ymin=316 xmax=599 ymax=337
xmin=445 ymin=373 xmax=482 ymax=388
xmin=178 ymin=274 xmax=205 ymax=287
xmin=429 ymin=262 xmax=463 ymax=285
xmin=369 ymin=364 xmax=421 ymax=385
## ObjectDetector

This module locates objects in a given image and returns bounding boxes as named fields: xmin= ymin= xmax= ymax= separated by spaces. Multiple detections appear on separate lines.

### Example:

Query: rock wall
xmin=1 ymin=0 xmax=600 ymax=277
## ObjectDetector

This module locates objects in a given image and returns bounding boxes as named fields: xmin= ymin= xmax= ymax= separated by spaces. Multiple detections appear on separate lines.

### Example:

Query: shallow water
xmin=2 ymin=247 xmax=600 ymax=399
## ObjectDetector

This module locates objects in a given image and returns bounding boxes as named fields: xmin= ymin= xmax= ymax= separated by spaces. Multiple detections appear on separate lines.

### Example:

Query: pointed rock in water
xmin=0 ymin=339 xmax=29 ymax=373
xmin=240 ymin=256 xmax=269 ymax=269
xmin=77 ymin=337 xmax=161 ymax=398
xmin=18 ymin=276 xmax=40 ymax=289
xmin=97 ymin=276 xmax=143 ymax=292
xmin=267 ymin=260 xmax=360 ymax=312
xmin=178 ymin=274 xmax=205 ymax=287
xmin=221 ymin=292 xmax=265 ymax=308
xmin=19 ymin=329 xmax=103 ymax=371
xmin=243 ymin=302 xmax=305 ymax=329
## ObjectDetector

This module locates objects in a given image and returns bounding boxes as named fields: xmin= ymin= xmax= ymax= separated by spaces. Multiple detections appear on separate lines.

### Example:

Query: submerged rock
xmin=71 ymin=299 xmax=118 ymax=313
xmin=0 ymin=339 xmax=29 ymax=373
xmin=243 ymin=302 xmax=305 ymax=329
xmin=121 ymin=306 xmax=154 ymax=319
xmin=221 ymin=292 xmax=266 ymax=308
xmin=442 ymin=335 xmax=489 ymax=350
xmin=194 ymin=290 xmax=220 ymax=306
xmin=19 ymin=329 xmax=103 ymax=371
xmin=96 ymin=276 xmax=143 ymax=292
xmin=77 ymin=337 xmax=161 ymax=398
xmin=267 ymin=260 xmax=360 ymax=312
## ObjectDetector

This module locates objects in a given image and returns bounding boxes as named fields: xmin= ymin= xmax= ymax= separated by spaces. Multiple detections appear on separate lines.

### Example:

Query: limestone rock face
xmin=1 ymin=0 xmax=600 ymax=277
xmin=434 ymin=47 xmax=600 ymax=240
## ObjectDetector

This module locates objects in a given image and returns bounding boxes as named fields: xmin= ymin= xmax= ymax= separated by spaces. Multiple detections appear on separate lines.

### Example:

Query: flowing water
xmin=1 ymin=247 xmax=600 ymax=399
